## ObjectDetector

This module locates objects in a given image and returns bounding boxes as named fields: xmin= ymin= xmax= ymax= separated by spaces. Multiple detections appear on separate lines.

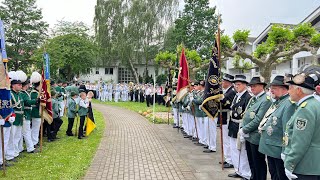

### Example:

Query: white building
xmin=223 ymin=6 xmax=320 ymax=81
xmin=79 ymin=60 xmax=166 ymax=83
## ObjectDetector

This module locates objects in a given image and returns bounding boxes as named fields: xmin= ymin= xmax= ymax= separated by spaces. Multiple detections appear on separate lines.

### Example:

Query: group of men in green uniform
xmin=171 ymin=72 xmax=320 ymax=180
xmin=0 ymin=70 xmax=71 ymax=169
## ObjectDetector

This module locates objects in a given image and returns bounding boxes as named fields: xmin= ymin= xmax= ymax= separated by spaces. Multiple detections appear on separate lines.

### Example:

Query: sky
xmin=0 ymin=0 xmax=319 ymax=37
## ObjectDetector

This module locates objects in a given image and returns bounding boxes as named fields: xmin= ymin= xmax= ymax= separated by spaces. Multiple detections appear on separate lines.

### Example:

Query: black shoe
xmin=7 ymin=158 xmax=17 ymax=163
xmin=224 ymin=163 xmax=234 ymax=168
xmin=192 ymin=138 xmax=199 ymax=142
xmin=203 ymin=146 xmax=209 ymax=149
xmin=219 ymin=161 xmax=227 ymax=164
xmin=66 ymin=133 xmax=74 ymax=136
xmin=173 ymin=126 xmax=179 ymax=128
xmin=48 ymin=139 xmax=54 ymax=142
xmin=28 ymin=149 xmax=39 ymax=153
xmin=203 ymin=149 xmax=216 ymax=153
xmin=180 ymin=127 xmax=184 ymax=130
xmin=228 ymin=173 xmax=241 ymax=178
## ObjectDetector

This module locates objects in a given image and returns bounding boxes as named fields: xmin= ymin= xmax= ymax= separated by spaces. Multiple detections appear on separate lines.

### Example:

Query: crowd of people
xmin=171 ymin=73 xmax=320 ymax=180
xmin=0 ymin=70 xmax=95 ymax=169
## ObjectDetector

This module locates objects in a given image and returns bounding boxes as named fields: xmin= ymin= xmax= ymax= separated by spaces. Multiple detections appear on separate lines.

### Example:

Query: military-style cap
xmin=222 ymin=74 xmax=234 ymax=82
xmin=287 ymin=73 xmax=317 ymax=90
xmin=70 ymin=91 xmax=78 ymax=97
xmin=233 ymin=75 xmax=248 ymax=84
xmin=270 ymin=75 xmax=288 ymax=88
xmin=248 ymin=76 xmax=267 ymax=86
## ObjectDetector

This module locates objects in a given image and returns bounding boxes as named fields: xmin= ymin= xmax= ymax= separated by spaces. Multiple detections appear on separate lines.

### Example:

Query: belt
xmin=24 ymin=107 xmax=32 ymax=110
xmin=15 ymin=111 xmax=23 ymax=114
xmin=231 ymin=118 xmax=242 ymax=123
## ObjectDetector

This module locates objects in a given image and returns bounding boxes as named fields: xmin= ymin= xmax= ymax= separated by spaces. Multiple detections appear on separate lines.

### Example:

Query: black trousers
xmin=66 ymin=118 xmax=74 ymax=135
xmin=45 ymin=121 xmax=54 ymax=140
xmin=267 ymin=156 xmax=288 ymax=180
xmin=245 ymin=141 xmax=267 ymax=180
xmin=296 ymin=174 xmax=320 ymax=180
xmin=130 ymin=92 xmax=134 ymax=101
xmin=146 ymin=95 xmax=151 ymax=107
xmin=78 ymin=116 xmax=85 ymax=138
xmin=135 ymin=93 xmax=139 ymax=102
xmin=53 ymin=117 xmax=63 ymax=137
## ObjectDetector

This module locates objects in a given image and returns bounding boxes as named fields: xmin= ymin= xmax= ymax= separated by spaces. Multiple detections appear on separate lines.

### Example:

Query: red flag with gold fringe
xmin=176 ymin=48 xmax=189 ymax=102
xmin=40 ymin=68 xmax=53 ymax=124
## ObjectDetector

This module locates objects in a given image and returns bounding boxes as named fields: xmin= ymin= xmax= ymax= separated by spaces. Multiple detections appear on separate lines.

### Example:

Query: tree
xmin=221 ymin=23 xmax=320 ymax=82
xmin=94 ymin=0 xmax=178 ymax=83
xmin=174 ymin=0 xmax=218 ymax=58
xmin=0 ymin=0 xmax=48 ymax=72
xmin=31 ymin=22 xmax=97 ymax=81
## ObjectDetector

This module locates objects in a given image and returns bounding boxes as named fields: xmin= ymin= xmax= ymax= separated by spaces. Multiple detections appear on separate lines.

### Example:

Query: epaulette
xmin=31 ymin=90 xmax=38 ymax=94
xmin=300 ymin=102 xmax=307 ymax=108
xmin=266 ymin=96 xmax=270 ymax=100
xmin=290 ymin=100 xmax=295 ymax=104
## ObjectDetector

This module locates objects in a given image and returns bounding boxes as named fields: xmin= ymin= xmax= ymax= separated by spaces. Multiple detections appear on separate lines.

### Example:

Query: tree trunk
xmin=260 ymin=63 xmax=272 ymax=83
xmin=128 ymin=59 xmax=139 ymax=84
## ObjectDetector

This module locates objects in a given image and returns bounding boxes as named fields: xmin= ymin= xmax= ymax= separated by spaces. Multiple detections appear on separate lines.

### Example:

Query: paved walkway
xmin=84 ymin=103 xmax=233 ymax=180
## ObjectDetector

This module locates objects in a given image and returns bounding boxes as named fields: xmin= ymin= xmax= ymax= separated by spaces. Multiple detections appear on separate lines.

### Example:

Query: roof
xmin=301 ymin=5 xmax=320 ymax=25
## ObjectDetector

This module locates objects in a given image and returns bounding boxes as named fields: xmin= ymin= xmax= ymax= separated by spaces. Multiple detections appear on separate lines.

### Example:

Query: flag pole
xmin=217 ymin=14 xmax=224 ymax=170
xmin=153 ymin=72 xmax=156 ymax=124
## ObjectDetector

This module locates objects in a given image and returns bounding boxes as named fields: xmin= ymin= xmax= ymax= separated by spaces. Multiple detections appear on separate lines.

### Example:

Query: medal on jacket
xmin=283 ymin=132 xmax=289 ymax=146
xmin=250 ymin=112 xmax=255 ymax=119
xmin=272 ymin=116 xmax=278 ymax=126
xmin=237 ymin=106 xmax=242 ymax=114
xmin=267 ymin=126 xmax=273 ymax=136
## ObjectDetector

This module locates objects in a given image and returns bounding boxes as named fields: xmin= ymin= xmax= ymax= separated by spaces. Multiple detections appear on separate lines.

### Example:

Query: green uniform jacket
xmin=171 ymin=94 xmax=178 ymax=108
xmin=283 ymin=96 xmax=320 ymax=175
xmin=258 ymin=94 xmax=296 ymax=159
xmin=192 ymin=90 xmax=206 ymax=117
xmin=20 ymin=90 xmax=37 ymax=121
xmin=11 ymin=90 xmax=24 ymax=126
xmin=30 ymin=89 xmax=40 ymax=118
xmin=52 ymin=98 xmax=60 ymax=119
xmin=55 ymin=86 xmax=62 ymax=93
xmin=242 ymin=92 xmax=272 ymax=145
xmin=67 ymin=98 xmax=77 ymax=118
xmin=181 ymin=94 xmax=191 ymax=113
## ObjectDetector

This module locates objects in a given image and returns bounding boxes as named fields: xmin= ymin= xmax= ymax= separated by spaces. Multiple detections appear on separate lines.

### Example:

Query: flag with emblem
xmin=0 ymin=19 xmax=13 ymax=121
xmin=40 ymin=68 xmax=53 ymax=124
xmin=85 ymin=102 xmax=96 ymax=136
xmin=176 ymin=48 xmax=189 ymax=102
xmin=201 ymin=38 xmax=224 ymax=119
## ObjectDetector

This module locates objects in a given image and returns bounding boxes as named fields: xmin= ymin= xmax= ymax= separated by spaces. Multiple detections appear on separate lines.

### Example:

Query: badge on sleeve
xmin=250 ymin=112 xmax=255 ymax=119
xmin=296 ymin=118 xmax=307 ymax=130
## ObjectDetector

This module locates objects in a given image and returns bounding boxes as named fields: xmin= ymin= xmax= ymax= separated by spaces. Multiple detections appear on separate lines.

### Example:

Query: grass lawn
xmin=1 ymin=109 xmax=105 ymax=180
xmin=93 ymin=100 xmax=174 ymax=124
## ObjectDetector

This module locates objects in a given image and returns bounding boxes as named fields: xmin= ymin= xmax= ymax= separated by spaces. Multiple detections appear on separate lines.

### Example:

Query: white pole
xmin=153 ymin=72 xmax=156 ymax=124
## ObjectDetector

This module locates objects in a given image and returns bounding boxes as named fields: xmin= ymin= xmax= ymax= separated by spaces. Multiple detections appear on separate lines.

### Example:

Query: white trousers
xmin=182 ymin=113 xmax=188 ymax=131
xmin=59 ymin=101 xmax=65 ymax=117
xmin=230 ymin=137 xmax=251 ymax=179
xmin=173 ymin=108 xmax=178 ymax=125
xmin=4 ymin=127 xmax=13 ymax=160
xmin=206 ymin=118 xmax=217 ymax=151
xmin=114 ymin=92 xmax=120 ymax=102
xmin=201 ymin=117 xmax=208 ymax=145
xmin=7 ymin=125 xmax=18 ymax=158
xmin=31 ymin=118 xmax=41 ymax=146
xmin=197 ymin=117 xmax=205 ymax=144
xmin=102 ymin=91 xmax=108 ymax=102
xmin=187 ymin=113 xmax=194 ymax=136
xmin=12 ymin=125 xmax=22 ymax=157
xmin=222 ymin=124 xmax=232 ymax=164
xmin=108 ymin=92 xmax=113 ymax=101
xmin=22 ymin=120 xmax=35 ymax=152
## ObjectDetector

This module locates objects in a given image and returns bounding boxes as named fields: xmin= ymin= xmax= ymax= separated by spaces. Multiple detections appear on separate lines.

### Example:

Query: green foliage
xmin=0 ymin=0 xmax=48 ymax=72
xmin=186 ymin=49 xmax=202 ymax=67
xmin=232 ymin=55 xmax=253 ymax=72
xmin=156 ymin=74 xmax=168 ymax=85
xmin=311 ymin=34 xmax=320 ymax=47
xmin=254 ymin=42 xmax=274 ymax=58
xmin=52 ymin=20 xmax=90 ymax=37
xmin=4 ymin=110 xmax=105 ymax=179
xmin=267 ymin=25 xmax=294 ymax=44
xmin=155 ymin=51 xmax=177 ymax=66
xmin=233 ymin=30 xmax=250 ymax=44
xmin=173 ymin=0 xmax=218 ymax=58
xmin=220 ymin=35 xmax=233 ymax=50
xmin=293 ymin=23 xmax=316 ymax=38
xmin=31 ymin=30 xmax=97 ymax=81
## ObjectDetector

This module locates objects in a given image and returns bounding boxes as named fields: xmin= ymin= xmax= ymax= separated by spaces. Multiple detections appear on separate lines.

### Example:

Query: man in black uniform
xmin=219 ymin=74 xmax=236 ymax=168
xmin=227 ymin=75 xmax=252 ymax=180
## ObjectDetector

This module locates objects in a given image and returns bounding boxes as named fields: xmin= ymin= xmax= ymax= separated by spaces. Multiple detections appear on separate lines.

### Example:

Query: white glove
xmin=181 ymin=106 xmax=185 ymax=110
xmin=170 ymin=102 xmax=173 ymax=106
xmin=189 ymin=96 xmax=194 ymax=101
xmin=285 ymin=168 xmax=297 ymax=180
xmin=281 ymin=153 xmax=286 ymax=161
xmin=186 ymin=106 xmax=191 ymax=111
xmin=240 ymin=134 xmax=246 ymax=143
xmin=239 ymin=128 xmax=250 ymax=138
xmin=9 ymin=117 xmax=15 ymax=124
xmin=0 ymin=119 xmax=4 ymax=126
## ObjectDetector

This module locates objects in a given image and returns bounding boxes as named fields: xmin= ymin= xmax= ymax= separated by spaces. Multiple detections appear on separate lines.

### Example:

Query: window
xmin=95 ymin=68 xmax=99 ymax=74
xmin=104 ymin=68 xmax=114 ymax=75
xmin=118 ymin=68 xmax=135 ymax=83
